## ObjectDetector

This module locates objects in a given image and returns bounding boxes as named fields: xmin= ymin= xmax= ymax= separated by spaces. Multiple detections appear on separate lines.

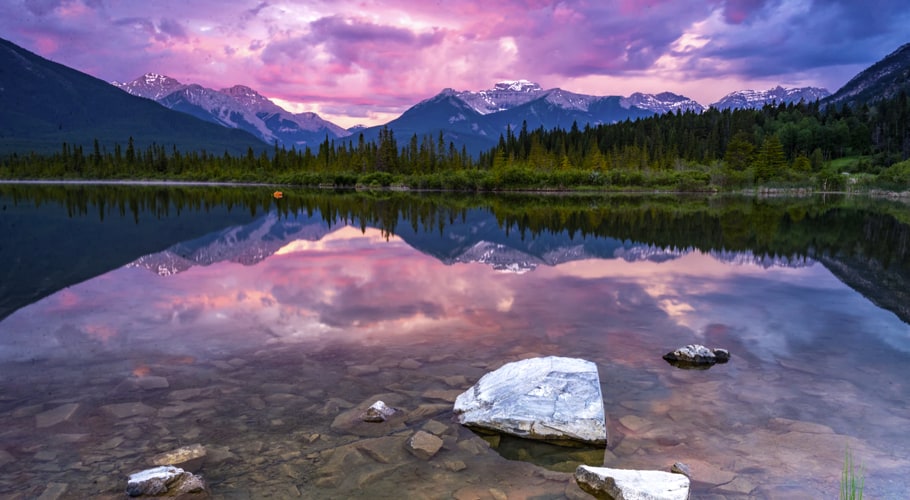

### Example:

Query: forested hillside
xmin=3 ymin=89 xmax=909 ymax=191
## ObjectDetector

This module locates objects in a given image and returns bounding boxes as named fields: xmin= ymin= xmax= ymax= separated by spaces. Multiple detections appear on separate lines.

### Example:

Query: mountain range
xmin=711 ymin=86 xmax=831 ymax=111
xmin=128 ymin=207 xmax=813 ymax=277
xmin=3 ymin=36 xmax=909 ymax=156
xmin=111 ymin=72 xmax=831 ymax=154
xmin=112 ymin=73 xmax=349 ymax=148
xmin=0 ymin=38 xmax=267 ymax=156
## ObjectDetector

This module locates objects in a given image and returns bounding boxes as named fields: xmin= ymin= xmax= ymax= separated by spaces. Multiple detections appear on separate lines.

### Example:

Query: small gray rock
xmin=663 ymin=344 xmax=730 ymax=369
xmin=126 ymin=465 xmax=209 ymax=497
xmin=713 ymin=348 xmax=731 ymax=362
xmin=670 ymin=461 xmax=692 ymax=479
xmin=361 ymin=400 xmax=397 ymax=423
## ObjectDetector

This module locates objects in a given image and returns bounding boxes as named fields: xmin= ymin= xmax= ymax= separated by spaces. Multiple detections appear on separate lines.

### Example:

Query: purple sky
xmin=2 ymin=0 xmax=908 ymax=127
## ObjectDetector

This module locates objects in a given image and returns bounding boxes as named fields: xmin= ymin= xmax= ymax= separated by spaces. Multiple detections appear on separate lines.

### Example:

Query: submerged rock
xmin=35 ymin=403 xmax=79 ymax=428
xmin=663 ymin=344 xmax=730 ymax=369
xmin=126 ymin=466 xmax=209 ymax=497
xmin=407 ymin=430 xmax=444 ymax=460
xmin=151 ymin=444 xmax=207 ymax=472
xmin=453 ymin=356 xmax=607 ymax=445
xmin=575 ymin=465 xmax=690 ymax=500
xmin=331 ymin=393 xmax=409 ymax=437
xmin=361 ymin=400 xmax=397 ymax=423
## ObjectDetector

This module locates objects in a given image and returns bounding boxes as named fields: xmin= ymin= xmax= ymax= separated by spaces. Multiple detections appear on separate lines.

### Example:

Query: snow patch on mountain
xmin=543 ymin=88 xmax=600 ymax=112
xmin=165 ymin=84 xmax=277 ymax=142
xmin=112 ymin=73 xmax=186 ymax=101
xmin=451 ymin=80 xmax=546 ymax=114
xmin=711 ymin=86 xmax=830 ymax=110
xmin=494 ymin=80 xmax=543 ymax=92
xmin=445 ymin=80 xmax=706 ymax=117
xmin=112 ymin=73 xmax=349 ymax=146
xmin=621 ymin=92 xmax=706 ymax=114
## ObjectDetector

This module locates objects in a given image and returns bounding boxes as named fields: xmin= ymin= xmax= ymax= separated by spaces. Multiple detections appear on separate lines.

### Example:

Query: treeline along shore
xmin=2 ymin=91 xmax=909 ymax=193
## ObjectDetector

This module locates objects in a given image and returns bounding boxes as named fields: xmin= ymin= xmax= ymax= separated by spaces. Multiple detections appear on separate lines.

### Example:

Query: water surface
xmin=1 ymin=185 xmax=908 ymax=499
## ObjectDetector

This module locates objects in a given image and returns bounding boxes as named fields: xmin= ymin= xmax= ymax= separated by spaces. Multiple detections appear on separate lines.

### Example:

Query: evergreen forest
xmin=2 ymin=91 xmax=909 ymax=192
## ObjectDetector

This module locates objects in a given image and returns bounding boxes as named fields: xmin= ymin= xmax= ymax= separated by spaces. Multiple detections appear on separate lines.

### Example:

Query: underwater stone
xmin=361 ymin=400 xmax=397 ymax=423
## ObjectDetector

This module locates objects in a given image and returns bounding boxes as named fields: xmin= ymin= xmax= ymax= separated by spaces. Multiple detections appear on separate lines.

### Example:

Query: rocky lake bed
xmin=2 ymin=327 xmax=904 ymax=498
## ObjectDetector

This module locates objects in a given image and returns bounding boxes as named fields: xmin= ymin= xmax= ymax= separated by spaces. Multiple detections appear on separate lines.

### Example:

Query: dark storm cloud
xmin=679 ymin=0 xmax=910 ymax=82
xmin=24 ymin=0 xmax=64 ymax=15
xmin=1 ymin=0 xmax=908 ymax=125
xmin=158 ymin=18 xmax=187 ymax=40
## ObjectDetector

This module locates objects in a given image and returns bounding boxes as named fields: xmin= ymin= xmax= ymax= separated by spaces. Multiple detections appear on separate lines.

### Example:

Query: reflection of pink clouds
xmin=4 ymin=224 xmax=904 ymax=369
xmin=84 ymin=227 xmax=518 ymax=345
xmin=54 ymin=288 xmax=81 ymax=309
xmin=82 ymin=324 xmax=118 ymax=343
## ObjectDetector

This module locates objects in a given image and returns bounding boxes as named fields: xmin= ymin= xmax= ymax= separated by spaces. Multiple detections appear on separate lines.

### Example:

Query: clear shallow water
xmin=1 ymin=187 xmax=909 ymax=499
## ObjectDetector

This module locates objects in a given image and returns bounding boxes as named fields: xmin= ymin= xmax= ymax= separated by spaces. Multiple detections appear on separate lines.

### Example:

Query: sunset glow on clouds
xmin=2 ymin=0 xmax=908 ymax=127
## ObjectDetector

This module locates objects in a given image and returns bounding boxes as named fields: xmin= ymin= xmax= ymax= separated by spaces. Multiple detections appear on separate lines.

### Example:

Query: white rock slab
xmin=575 ymin=465 xmax=690 ymax=500
xmin=126 ymin=466 xmax=184 ymax=496
xmin=453 ymin=356 xmax=606 ymax=444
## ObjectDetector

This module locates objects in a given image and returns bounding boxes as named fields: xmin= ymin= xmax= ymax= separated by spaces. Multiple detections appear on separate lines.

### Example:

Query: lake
xmin=1 ymin=183 xmax=909 ymax=499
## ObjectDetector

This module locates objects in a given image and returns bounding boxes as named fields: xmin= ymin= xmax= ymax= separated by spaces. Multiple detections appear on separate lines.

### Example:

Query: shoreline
xmin=1 ymin=178 xmax=908 ymax=202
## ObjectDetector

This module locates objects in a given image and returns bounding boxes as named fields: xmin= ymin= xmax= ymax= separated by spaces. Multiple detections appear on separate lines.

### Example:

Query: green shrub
xmin=357 ymin=171 xmax=395 ymax=187
xmin=878 ymin=159 xmax=910 ymax=186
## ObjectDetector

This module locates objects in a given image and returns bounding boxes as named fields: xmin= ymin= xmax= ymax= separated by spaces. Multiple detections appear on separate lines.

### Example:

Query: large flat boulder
xmin=125 ymin=465 xmax=209 ymax=498
xmin=575 ymin=465 xmax=690 ymax=500
xmin=453 ymin=356 xmax=607 ymax=445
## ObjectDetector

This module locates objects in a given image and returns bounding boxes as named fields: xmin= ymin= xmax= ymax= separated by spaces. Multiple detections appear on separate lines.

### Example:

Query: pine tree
xmin=723 ymin=132 xmax=755 ymax=172
xmin=755 ymin=135 xmax=786 ymax=182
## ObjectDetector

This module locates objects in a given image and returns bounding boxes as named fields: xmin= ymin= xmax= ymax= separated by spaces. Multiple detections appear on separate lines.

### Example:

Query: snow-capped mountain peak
xmin=711 ymin=86 xmax=830 ymax=110
xmin=112 ymin=72 xmax=187 ymax=100
xmin=621 ymin=92 xmax=706 ymax=114
xmin=451 ymin=80 xmax=546 ymax=114
xmin=111 ymin=74 xmax=350 ymax=146
xmin=493 ymin=80 xmax=543 ymax=92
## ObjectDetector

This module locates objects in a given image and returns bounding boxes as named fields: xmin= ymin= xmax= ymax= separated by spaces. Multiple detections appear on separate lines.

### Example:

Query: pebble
xmin=407 ymin=431 xmax=444 ymax=460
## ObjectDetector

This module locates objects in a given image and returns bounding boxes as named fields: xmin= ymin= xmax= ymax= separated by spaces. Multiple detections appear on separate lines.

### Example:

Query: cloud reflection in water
xmin=2 ymin=224 xmax=908 ymax=367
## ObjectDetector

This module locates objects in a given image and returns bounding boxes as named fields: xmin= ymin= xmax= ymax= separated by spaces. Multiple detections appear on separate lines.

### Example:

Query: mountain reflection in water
xmin=0 ymin=186 xmax=909 ymax=498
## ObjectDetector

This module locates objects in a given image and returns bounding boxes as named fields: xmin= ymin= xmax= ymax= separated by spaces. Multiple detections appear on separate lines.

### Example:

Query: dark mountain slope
xmin=358 ymin=91 xmax=498 ymax=154
xmin=824 ymin=43 xmax=910 ymax=108
xmin=0 ymin=38 xmax=266 ymax=156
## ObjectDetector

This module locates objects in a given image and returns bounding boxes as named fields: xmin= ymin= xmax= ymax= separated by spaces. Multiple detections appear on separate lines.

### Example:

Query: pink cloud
xmin=2 ymin=0 xmax=909 ymax=126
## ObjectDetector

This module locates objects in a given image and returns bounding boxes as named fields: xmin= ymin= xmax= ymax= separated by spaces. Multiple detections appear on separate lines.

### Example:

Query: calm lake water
xmin=1 ymin=184 xmax=909 ymax=499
